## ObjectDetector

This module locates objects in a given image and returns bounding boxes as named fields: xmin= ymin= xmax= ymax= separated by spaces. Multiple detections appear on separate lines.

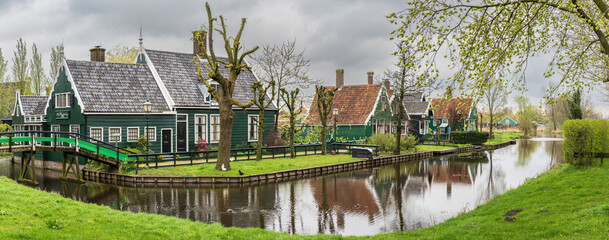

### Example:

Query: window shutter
xmin=69 ymin=93 xmax=74 ymax=107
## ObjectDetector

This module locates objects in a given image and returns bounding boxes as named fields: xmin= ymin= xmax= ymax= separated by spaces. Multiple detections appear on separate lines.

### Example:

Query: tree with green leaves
xmin=250 ymin=39 xmax=317 ymax=131
xmin=251 ymin=80 xmax=276 ymax=161
xmin=315 ymin=86 xmax=336 ymax=155
xmin=194 ymin=2 xmax=258 ymax=171
xmin=515 ymin=96 xmax=540 ymax=137
xmin=568 ymin=89 xmax=583 ymax=119
xmin=280 ymin=87 xmax=302 ymax=158
xmin=49 ymin=44 xmax=64 ymax=83
xmin=29 ymin=43 xmax=47 ymax=96
xmin=389 ymin=1 xmax=609 ymax=98
xmin=0 ymin=48 xmax=8 ymax=83
xmin=107 ymin=45 xmax=138 ymax=63
xmin=12 ymin=38 xmax=29 ymax=95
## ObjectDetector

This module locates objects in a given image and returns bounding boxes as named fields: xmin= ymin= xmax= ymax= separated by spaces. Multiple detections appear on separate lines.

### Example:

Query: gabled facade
xmin=427 ymin=98 xmax=478 ymax=134
xmin=400 ymin=92 xmax=433 ymax=136
xmin=305 ymin=70 xmax=393 ymax=140
xmin=498 ymin=116 xmax=519 ymax=126
xmin=11 ymin=92 xmax=47 ymax=133
xmin=14 ymin=31 xmax=276 ymax=160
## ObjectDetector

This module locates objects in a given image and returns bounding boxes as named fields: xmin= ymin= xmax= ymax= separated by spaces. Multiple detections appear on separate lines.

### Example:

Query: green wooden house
xmin=498 ymin=116 xmax=518 ymax=127
xmin=427 ymin=98 xmax=478 ymax=134
xmin=11 ymin=31 xmax=276 ymax=163
xmin=304 ymin=70 xmax=394 ymax=140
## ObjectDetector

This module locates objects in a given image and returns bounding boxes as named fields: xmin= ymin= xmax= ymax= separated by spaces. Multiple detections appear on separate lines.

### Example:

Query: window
xmin=55 ymin=93 xmax=71 ymax=108
xmin=90 ymin=128 xmax=103 ymax=142
xmin=248 ymin=115 xmax=258 ymax=141
xmin=127 ymin=127 xmax=139 ymax=142
xmin=109 ymin=127 xmax=121 ymax=142
xmin=51 ymin=125 xmax=60 ymax=146
xmin=144 ymin=127 xmax=156 ymax=142
xmin=70 ymin=125 xmax=80 ymax=134
xmin=401 ymin=121 xmax=407 ymax=135
xmin=210 ymin=114 xmax=220 ymax=142
xmin=195 ymin=115 xmax=207 ymax=143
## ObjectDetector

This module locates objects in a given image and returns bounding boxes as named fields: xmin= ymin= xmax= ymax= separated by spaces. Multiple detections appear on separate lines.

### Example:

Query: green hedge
xmin=563 ymin=119 xmax=609 ymax=166
xmin=450 ymin=131 xmax=489 ymax=145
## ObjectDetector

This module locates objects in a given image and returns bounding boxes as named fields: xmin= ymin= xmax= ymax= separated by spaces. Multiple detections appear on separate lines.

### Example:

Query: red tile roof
xmin=306 ymin=84 xmax=382 ymax=125
xmin=431 ymin=98 xmax=474 ymax=118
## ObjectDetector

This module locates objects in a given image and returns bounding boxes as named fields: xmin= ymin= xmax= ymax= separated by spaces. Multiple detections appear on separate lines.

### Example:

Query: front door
xmin=162 ymin=129 xmax=172 ymax=153
xmin=176 ymin=115 xmax=187 ymax=152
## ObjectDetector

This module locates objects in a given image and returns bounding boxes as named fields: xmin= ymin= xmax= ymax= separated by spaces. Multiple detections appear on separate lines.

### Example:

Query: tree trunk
xmin=289 ymin=114 xmax=296 ymax=158
xmin=216 ymin=99 xmax=234 ymax=171
xmin=489 ymin=113 xmax=494 ymax=139
xmin=320 ymin=125 xmax=327 ymax=155
xmin=256 ymin=110 xmax=265 ymax=161
xmin=394 ymin=119 xmax=402 ymax=155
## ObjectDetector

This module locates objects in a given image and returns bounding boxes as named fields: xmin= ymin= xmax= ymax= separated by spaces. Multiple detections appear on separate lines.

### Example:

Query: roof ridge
xmin=65 ymin=59 xmax=146 ymax=66
xmin=145 ymin=49 xmax=195 ymax=56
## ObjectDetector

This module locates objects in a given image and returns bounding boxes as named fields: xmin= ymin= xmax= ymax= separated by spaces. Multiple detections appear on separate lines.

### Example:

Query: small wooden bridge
xmin=0 ymin=131 xmax=135 ymax=184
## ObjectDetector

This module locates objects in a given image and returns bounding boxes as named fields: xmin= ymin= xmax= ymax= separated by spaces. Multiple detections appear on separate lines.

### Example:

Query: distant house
xmin=11 ymin=92 xmax=47 ymax=132
xmin=427 ymin=98 xmax=478 ymax=134
xmin=498 ymin=116 xmax=519 ymax=127
xmin=396 ymin=92 xmax=433 ymax=137
xmin=305 ymin=70 xmax=394 ymax=140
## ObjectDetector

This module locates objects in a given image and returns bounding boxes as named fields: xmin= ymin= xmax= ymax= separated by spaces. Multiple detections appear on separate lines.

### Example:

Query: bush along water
xmin=367 ymin=133 xmax=417 ymax=152
xmin=450 ymin=131 xmax=489 ymax=145
xmin=563 ymin=119 xmax=609 ymax=166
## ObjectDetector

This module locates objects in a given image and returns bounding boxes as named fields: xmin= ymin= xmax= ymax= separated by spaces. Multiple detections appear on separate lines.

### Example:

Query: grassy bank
xmin=3 ymin=160 xmax=608 ymax=239
xmin=131 ymin=155 xmax=361 ymax=177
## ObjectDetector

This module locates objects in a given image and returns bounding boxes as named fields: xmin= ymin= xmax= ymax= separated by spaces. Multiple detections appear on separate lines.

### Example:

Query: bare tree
xmin=49 ymin=43 xmax=64 ymax=94
xmin=29 ymin=43 xmax=47 ymax=96
xmin=250 ymin=39 xmax=318 ymax=131
xmin=280 ymin=88 xmax=302 ymax=158
xmin=251 ymin=80 xmax=276 ymax=161
xmin=481 ymin=80 xmax=508 ymax=138
xmin=315 ymin=86 xmax=336 ymax=155
xmin=12 ymin=38 xmax=29 ymax=95
xmin=195 ymin=2 xmax=258 ymax=171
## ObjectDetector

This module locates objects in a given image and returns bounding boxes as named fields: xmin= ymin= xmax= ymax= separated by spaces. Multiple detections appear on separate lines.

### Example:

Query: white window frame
xmin=127 ymin=127 xmax=139 ymax=142
xmin=248 ymin=115 xmax=258 ymax=142
xmin=144 ymin=127 xmax=157 ymax=142
xmin=90 ymin=127 xmax=103 ymax=142
xmin=194 ymin=114 xmax=207 ymax=143
xmin=51 ymin=125 xmax=60 ymax=146
xmin=109 ymin=127 xmax=122 ymax=142
xmin=210 ymin=114 xmax=220 ymax=143
xmin=55 ymin=93 xmax=71 ymax=108
xmin=70 ymin=124 xmax=80 ymax=134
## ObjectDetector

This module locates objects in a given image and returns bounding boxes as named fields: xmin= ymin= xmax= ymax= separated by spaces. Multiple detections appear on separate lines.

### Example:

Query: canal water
xmin=0 ymin=138 xmax=563 ymax=236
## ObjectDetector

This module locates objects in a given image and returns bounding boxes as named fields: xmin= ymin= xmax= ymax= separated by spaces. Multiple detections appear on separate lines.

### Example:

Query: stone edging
xmin=81 ymin=140 xmax=516 ymax=188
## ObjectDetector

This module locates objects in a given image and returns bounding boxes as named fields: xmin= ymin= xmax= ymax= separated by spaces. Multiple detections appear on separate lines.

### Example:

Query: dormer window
xmin=198 ymin=81 xmax=222 ymax=103
xmin=55 ymin=93 xmax=72 ymax=108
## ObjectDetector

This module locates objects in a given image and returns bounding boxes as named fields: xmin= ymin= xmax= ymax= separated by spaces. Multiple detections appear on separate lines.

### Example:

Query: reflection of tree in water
xmin=477 ymin=151 xmax=507 ymax=204
xmin=544 ymin=140 xmax=564 ymax=166
xmin=517 ymin=140 xmax=540 ymax=166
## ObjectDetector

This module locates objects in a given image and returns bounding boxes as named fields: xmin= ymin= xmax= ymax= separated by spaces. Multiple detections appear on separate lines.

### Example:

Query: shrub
xmin=367 ymin=133 xmax=417 ymax=152
xmin=563 ymin=119 xmax=609 ymax=166
xmin=450 ymin=131 xmax=489 ymax=145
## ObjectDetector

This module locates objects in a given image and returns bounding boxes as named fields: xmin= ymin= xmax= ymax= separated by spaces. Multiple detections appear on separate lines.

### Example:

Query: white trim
xmin=61 ymin=59 xmax=86 ymax=114
xmin=364 ymin=87 xmax=383 ymax=125
xmin=209 ymin=114 xmax=220 ymax=143
xmin=12 ymin=91 xmax=23 ymax=117
xmin=247 ymin=114 xmax=258 ymax=142
xmin=83 ymin=111 xmax=176 ymax=115
xmin=142 ymin=49 xmax=175 ymax=109
xmin=144 ymin=127 xmax=157 ymax=142
xmin=194 ymin=114 xmax=208 ymax=144
xmin=69 ymin=124 xmax=80 ymax=134
xmin=54 ymin=92 xmax=71 ymax=108
xmin=51 ymin=125 xmax=60 ymax=146
xmin=176 ymin=114 xmax=188 ymax=152
xmin=89 ymin=127 xmax=103 ymax=142
xmin=127 ymin=127 xmax=139 ymax=142
xmin=161 ymin=128 xmax=173 ymax=153
xmin=109 ymin=127 xmax=122 ymax=142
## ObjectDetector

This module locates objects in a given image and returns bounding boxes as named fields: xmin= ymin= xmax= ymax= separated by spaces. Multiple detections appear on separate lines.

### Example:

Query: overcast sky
xmin=0 ymin=0 xmax=607 ymax=116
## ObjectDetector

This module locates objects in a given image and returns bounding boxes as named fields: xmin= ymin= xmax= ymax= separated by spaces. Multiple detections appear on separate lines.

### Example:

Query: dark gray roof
xmin=403 ymin=92 xmax=424 ymax=102
xmin=20 ymin=96 xmax=47 ymax=115
xmin=145 ymin=49 xmax=275 ymax=110
xmin=404 ymin=101 xmax=430 ymax=115
xmin=66 ymin=60 xmax=168 ymax=113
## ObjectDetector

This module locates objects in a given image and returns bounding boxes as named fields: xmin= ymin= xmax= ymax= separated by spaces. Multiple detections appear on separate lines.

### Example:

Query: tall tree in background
xmin=314 ymin=86 xmax=336 ymax=155
xmin=12 ymin=38 xmax=29 ymax=95
xmin=280 ymin=87 xmax=302 ymax=158
xmin=107 ymin=45 xmax=138 ymax=63
xmin=49 ymin=43 xmax=64 ymax=92
xmin=515 ymin=96 xmax=539 ymax=137
xmin=0 ymin=48 xmax=7 ymax=82
xmin=389 ymin=1 xmax=609 ymax=99
xmin=251 ymin=80 xmax=276 ymax=161
xmin=29 ymin=43 xmax=47 ymax=96
xmin=250 ymin=39 xmax=318 ymax=131
xmin=568 ymin=89 xmax=583 ymax=119
xmin=481 ymin=81 xmax=508 ymax=138
xmin=195 ymin=2 xmax=257 ymax=171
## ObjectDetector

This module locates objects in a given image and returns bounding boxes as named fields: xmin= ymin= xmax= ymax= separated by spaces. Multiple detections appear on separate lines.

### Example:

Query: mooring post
xmin=8 ymin=135 xmax=12 ymax=152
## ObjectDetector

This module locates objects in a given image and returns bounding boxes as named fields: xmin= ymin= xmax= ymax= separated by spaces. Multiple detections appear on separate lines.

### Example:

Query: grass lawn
xmin=131 ymin=155 xmax=362 ymax=177
xmin=485 ymin=132 xmax=524 ymax=145
xmin=3 ymin=160 xmax=608 ymax=239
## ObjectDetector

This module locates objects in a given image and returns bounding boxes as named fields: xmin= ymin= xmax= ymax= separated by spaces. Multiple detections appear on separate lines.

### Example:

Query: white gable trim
xmin=364 ymin=87 xmax=383 ymax=125
xmin=141 ymin=49 xmax=175 ymax=110
xmin=12 ymin=91 xmax=23 ymax=117
xmin=45 ymin=59 xmax=86 ymax=114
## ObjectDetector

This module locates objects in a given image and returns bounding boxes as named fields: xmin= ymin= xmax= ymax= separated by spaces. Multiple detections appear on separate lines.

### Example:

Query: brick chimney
xmin=367 ymin=71 xmax=374 ymax=84
xmin=193 ymin=30 xmax=207 ymax=56
xmin=89 ymin=46 xmax=105 ymax=62
xmin=336 ymin=69 xmax=344 ymax=88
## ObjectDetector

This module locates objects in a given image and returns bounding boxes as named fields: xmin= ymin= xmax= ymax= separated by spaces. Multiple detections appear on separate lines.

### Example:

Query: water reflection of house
xmin=429 ymin=163 xmax=473 ymax=185
xmin=310 ymin=176 xmax=380 ymax=223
